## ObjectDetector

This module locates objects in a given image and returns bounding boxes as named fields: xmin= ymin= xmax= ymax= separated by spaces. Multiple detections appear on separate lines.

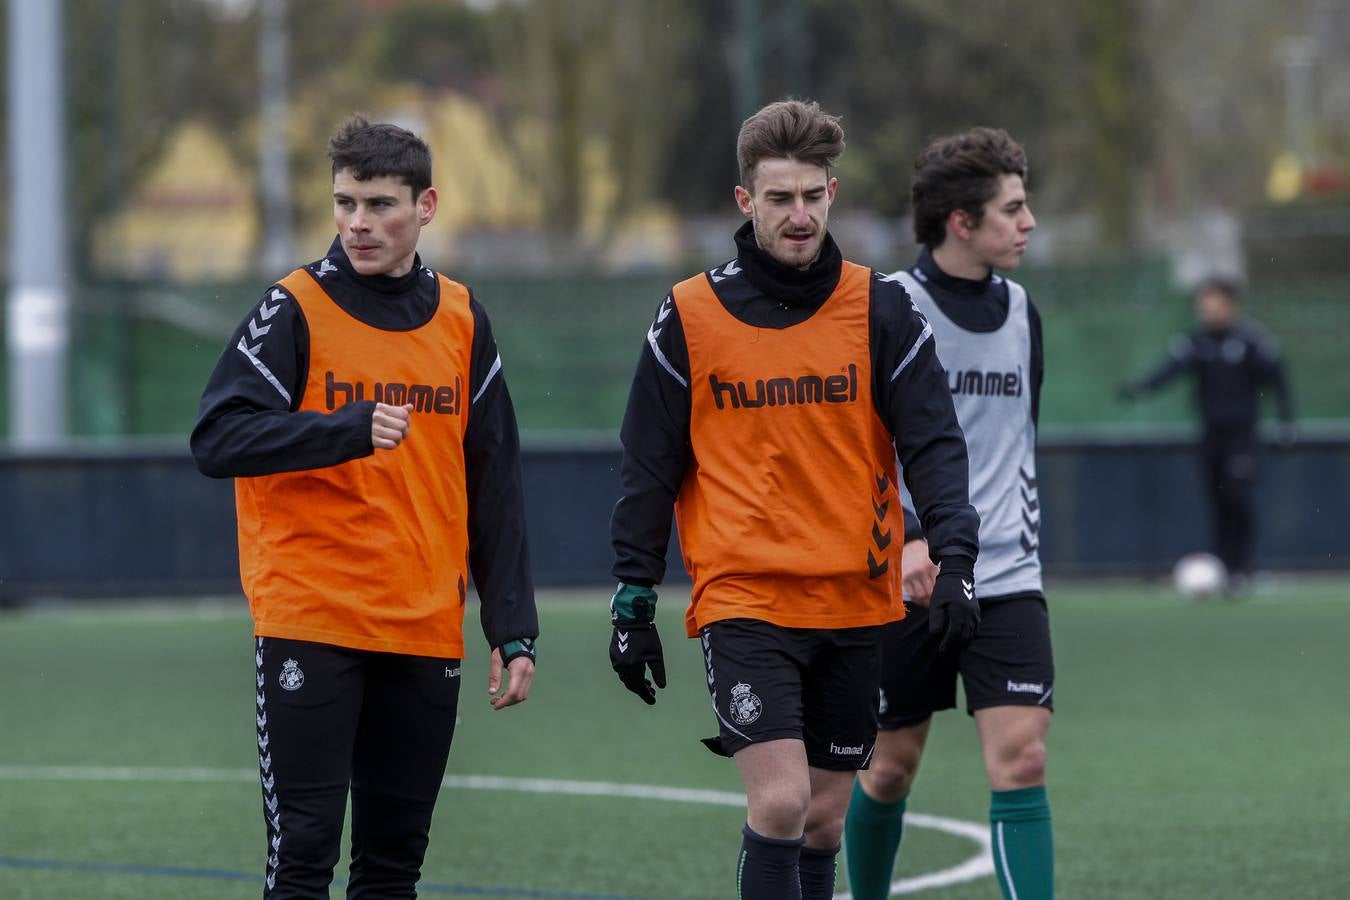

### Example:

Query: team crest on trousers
xmin=730 ymin=682 xmax=762 ymax=725
xmin=278 ymin=658 xmax=305 ymax=691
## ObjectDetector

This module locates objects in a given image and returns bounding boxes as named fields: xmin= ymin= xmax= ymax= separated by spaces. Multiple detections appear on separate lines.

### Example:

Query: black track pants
xmin=1202 ymin=430 xmax=1257 ymax=576
xmin=254 ymin=637 xmax=462 ymax=899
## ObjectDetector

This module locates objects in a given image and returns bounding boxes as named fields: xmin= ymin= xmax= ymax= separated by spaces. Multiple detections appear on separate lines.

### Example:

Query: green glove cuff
xmin=611 ymin=582 xmax=657 ymax=624
xmin=499 ymin=638 xmax=536 ymax=665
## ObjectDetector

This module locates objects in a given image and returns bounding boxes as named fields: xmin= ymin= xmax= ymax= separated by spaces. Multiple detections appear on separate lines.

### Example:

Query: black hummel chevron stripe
xmin=872 ymin=523 xmax=893 ymax=551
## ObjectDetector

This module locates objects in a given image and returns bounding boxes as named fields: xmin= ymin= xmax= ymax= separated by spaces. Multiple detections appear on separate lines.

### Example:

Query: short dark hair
xmin=911 ymin=127 xmax=1028 ymax=247
xmin=1193 ymin=275 xmax=1242 ymax=302
xmin=736 ymin=99 xmax=845 ymax=189
xmin=327 ymin=115 xmax=432 ymax=200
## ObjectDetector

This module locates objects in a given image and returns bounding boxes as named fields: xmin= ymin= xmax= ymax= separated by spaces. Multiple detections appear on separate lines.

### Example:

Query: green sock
xmin=843 ymin=779 xmax=906 ymax=900
xmin=990 ymin=786 xmax=1054 ymax=900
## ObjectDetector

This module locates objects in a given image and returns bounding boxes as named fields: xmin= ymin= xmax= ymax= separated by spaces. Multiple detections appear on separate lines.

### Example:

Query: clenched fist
xmin=372 ymin=402 xmax=414 ymax=450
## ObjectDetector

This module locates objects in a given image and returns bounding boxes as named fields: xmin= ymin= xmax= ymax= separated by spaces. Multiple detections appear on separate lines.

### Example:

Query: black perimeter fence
xmin=2 ymin=431 xmax=1347 ymax=603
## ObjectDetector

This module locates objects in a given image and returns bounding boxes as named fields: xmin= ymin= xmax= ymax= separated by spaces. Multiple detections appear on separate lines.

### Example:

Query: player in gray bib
xmin=844 ymin=128 xmax=1056 ymax=900
xmin=895 ymin=271 xmax=1042 ymax=599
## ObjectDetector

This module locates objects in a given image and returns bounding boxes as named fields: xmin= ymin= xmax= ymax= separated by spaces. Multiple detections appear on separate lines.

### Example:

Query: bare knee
xmin=861 ymin=726 xmax=927 ymax=803
xmin=803 ymin=768 xmax=857 ymax=849
xmin=977 ymin=708 xmax=1050 ymax=791
xmin=804 ymin=807 xmax=845 ymax=849
xmin=990 ymin=739 xmax=1047 ymax=790
xmin=747 ymin=784 xmax=811 ymax=839
xmin=862 ymin=752 xmax=918 ymax=802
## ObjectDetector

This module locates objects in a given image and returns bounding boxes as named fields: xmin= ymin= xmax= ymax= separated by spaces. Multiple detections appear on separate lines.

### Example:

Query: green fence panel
xmin=0 ymin=261 xmax=1345 ymax=440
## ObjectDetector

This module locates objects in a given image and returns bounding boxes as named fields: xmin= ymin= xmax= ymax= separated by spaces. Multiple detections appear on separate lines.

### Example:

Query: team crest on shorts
xmin=729 ymin=682 xmax=762 ymax=726
xmin=278 ymin=658 xmax=305 ymax=692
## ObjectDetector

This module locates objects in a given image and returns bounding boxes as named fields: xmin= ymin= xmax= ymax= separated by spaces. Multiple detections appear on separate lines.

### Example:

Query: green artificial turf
xmin=2 ymin=579 xmax=1347 ymax=898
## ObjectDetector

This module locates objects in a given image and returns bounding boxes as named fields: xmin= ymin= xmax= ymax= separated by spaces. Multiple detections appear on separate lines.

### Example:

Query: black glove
xmin=929 ymin=556 xmax=979 ymax=654
xmin=609 ymin=583 xmax=666 ymax=704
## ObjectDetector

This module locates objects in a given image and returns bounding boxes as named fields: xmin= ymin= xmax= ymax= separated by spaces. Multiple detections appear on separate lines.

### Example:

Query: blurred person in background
xmin=845 ymin=127 xmax=1055 ymax=900
xmin=607 ymin=99 xmax=980 ymax=899
xmin=1119 ymin=277 xmax=1295 ymax=590
xmin=191 ymin=116 xmax=538 ymax=898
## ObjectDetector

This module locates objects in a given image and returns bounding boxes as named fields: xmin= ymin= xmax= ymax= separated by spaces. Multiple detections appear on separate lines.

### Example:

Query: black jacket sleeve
xmin=1029 ymin=296 xmax=1045 ymax=430
xmin=190 ymin=285 xmax=375 ymax=478
xmin=610 ymin=293 xmax=692 ymax=587
xmin=1249 ymin=326 xmax=1295 ymax=424
xmin=871 ymin=275 xmax=980 ymax=563
xmin=1129 ymin=334 xmax=1195 ymax=395
xmin=463 ymin=298 xmax=539 ymax=651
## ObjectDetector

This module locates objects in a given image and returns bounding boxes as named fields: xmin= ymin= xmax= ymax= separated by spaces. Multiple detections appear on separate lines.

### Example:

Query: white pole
xmin=6 ymin=0 xmax=69 ymax=446
xmin=258 ymin=0 xmax=294 ymax=276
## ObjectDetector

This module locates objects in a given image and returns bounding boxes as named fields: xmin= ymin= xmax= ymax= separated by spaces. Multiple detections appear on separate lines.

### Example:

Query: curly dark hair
xmin=1193 ymin=275 xmax=1242 ymax=302
xmin=327 ymin=114 xmax=432 ymax=199
xmin=911 ymin=127 xmax=1027 ymax=247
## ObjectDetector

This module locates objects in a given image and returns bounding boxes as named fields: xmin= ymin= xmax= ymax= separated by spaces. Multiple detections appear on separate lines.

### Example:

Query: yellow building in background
xmin=94 ymin=90 xmax=549 ymax=281
xmin=92 ymin=123 xmax=259 ymax=280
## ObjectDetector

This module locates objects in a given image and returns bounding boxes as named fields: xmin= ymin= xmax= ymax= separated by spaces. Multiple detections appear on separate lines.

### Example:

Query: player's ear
xmin=734 ymin=185 xmax=754 ymax=218
xmin=417 ymin=187 xmax=438 ymax=226
xmin=948 ymin=208 xmax=975 ymax=241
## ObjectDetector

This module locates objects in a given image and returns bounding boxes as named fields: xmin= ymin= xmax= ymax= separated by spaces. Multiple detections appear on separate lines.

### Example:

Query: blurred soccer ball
xmin=1172 ymin=553 xmax=1227 ymax=598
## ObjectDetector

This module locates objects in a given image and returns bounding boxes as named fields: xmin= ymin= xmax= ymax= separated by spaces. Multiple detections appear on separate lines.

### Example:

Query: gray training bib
xmin=892 ymin=268 xmax=1044 ymax=599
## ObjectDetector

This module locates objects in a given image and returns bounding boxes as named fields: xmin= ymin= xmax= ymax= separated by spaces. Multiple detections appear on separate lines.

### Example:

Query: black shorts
xmin=876 ymin=593 xmax=1054 ymax=730
xmin=699 ymin=618 xmax=882 ymax=771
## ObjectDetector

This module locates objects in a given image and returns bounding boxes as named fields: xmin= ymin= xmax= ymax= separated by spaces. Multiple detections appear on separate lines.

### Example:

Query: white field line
xmin=0 ymin=765 xmax=992 ymax=895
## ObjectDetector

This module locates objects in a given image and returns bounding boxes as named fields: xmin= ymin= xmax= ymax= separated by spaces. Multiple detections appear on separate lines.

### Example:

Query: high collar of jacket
xmin=326 ymin=235 xmax=424 ymax=296
xmin=915 ymin=245 xmax=996 ymax=296
xmin=733 ymin=221 xmax=843 ymax=309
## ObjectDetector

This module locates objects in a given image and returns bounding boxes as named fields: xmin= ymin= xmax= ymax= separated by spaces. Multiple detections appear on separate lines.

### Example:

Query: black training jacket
xmin=190 ymin=236 xmax=538 ymax=653
xmin=1127 ymin=321 xmax=1293 ymax=435
xmin=611 ymin=222 xmax=980 ymax=588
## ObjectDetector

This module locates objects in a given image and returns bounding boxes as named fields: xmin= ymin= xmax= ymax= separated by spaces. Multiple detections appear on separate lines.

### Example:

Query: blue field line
xmin=0 ymin=857 xmax=656 ymax=899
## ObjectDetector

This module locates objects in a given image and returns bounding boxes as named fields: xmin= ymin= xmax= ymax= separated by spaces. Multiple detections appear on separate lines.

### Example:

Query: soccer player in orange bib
xmin=608 ymin=100 xmax=981 ymax=899
xmin=192 ymin=117 xmax=538 ymax=898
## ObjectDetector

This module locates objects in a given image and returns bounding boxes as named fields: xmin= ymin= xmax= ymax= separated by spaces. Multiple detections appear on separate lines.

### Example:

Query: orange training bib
xmin=235 ymin=267 xmax=475 ymax=657
xmin=674 ymin=261 xmax=904 ymax=636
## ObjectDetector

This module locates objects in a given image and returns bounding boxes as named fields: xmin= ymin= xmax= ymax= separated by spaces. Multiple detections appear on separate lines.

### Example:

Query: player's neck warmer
xmin=916 ymin=245 xmax=995 ymax=295
xmin=733 ymin=220 xmax=843 ymax=310
xmin=673 ymin=256 xmax=904 ymax=637
xmin=234 ymin=267 xmax=475 ymax=657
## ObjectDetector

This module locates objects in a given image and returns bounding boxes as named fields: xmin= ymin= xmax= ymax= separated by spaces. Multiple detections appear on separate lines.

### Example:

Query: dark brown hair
xmin=1193 ymin=275 xmax=1241 ymax=302
xmin=736 ymin=99 xmax=845 ymax=189
xmin=911 ymin=127 xmax=1027 ymax=247
xmin=327 ymin=115 xmax=432 ymax=200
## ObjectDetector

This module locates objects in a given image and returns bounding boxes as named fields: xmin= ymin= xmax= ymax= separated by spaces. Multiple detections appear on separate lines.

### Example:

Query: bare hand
xmin=488 ymin=648 xmax=535 ymax=710
xmin=902 ymin=539 xmax=939 ymax=606
xmin=371 ymin=403 xmax=414 ymax=450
